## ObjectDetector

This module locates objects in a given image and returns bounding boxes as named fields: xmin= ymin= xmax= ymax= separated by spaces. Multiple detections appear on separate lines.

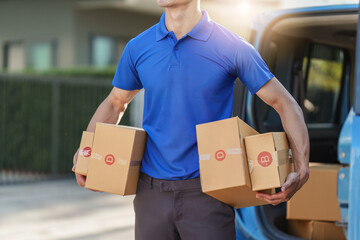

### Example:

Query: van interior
xmin=237 ymin=10 xmax=357 ymax=239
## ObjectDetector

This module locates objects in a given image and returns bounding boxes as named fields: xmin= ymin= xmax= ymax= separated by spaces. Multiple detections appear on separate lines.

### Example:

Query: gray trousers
xmin=133 ymin=173 xmax=236 ymax=240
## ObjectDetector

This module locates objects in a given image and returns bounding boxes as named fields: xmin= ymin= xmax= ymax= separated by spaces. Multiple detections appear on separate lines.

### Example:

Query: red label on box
xmin=257 ymin=151 xmax=272 ymax=167
xmin=215 ymin=150 xmax=226 ymax=161
xmin=82 ymin=147 xmax=92 ymax=157
xmin=104 ymin=154 xmax=115 ymax=165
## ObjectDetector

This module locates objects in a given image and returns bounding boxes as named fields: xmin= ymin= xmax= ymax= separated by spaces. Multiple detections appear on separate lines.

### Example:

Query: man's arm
xmin=255 ymin=77 xmax=310 ymax=205
xmin=85 ymin=87 xmax=140 ymax=132
xmin=72 ymin=87 xmax=140 ymax=187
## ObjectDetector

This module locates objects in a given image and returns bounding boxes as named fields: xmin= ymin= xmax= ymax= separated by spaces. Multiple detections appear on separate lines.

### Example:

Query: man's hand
xmin=256 ymin=170 xmax=309 ymax=206
xmin=72 ymin=148 xmax=87 ymax=187
xmin=255 ymin=77 xmax=310 ymax=205
xmin=71 ymin=87 xmax=139 ymax=191
xmin=72 ymin=148 xmax=101 ymax=193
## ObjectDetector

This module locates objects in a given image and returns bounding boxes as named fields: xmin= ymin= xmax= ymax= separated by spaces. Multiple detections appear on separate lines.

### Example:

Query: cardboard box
xmin=196 ymin=117 xmax=271 ymax=208
xmin=244 ymin=132 xmax=294 ymax=191
xmin=75 ymin=131 xmax=94 ymax=176
xmin=85 ymin=123 xmax=147 ymax=195
xmin=287 ymin=220 xmax=346 ymax=240
xmin=287 ymin=163 xmax=342 ymax=221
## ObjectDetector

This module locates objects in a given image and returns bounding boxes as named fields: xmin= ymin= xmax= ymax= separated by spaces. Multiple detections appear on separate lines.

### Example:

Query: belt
xmin=139 ymin=172 xmax=202 ymax=192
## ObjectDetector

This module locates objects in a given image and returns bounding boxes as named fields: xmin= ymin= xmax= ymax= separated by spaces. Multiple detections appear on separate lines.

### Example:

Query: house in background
xmin=2 ymin=0 xmax=357 ymax=72
xmin=0 ymin=0 xmax=281 ymax=72
xmin=0 ymin=0 xmax=280 ymax=127
xmin=0 ymin=0 xmax=160 ymax=72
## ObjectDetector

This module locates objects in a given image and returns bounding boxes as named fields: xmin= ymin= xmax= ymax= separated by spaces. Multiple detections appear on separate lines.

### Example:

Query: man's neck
xmin=164 ymin=2 xmax=202 ymax=40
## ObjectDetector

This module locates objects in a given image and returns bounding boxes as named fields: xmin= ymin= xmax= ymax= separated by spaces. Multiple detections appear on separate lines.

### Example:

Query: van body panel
xmin=235 ymin=4 xmax=360 ymax=240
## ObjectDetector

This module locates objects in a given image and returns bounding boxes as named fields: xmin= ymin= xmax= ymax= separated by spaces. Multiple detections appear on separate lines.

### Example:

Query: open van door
xmin=235 ymin=3 xmax=360 ymax=240
xmin=346 ymin=3 xmax=360 ymax=239
xmin=338 ymin=3 xmax=360 ymax=239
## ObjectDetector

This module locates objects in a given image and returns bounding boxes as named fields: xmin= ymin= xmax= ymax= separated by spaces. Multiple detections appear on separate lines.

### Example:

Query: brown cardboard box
xmin=196 ymin=117 xmax=270 ymax=208
xmin=287 ymin=220 xmax=346 ymax=240
xmin=287 ymin=163 xmax=342 ymax=221
xmin=85 ymin=123 xmax=147 ymax=195
xmin=244 ymin=132 xmax=294 ymax=191
xmin=75 ymin=131 xmax=94 ymax=176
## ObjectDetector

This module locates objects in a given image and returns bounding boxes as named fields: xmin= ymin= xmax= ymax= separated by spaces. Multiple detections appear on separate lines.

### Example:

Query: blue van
xmin=233 ymin=4 xmax=360 ymax=240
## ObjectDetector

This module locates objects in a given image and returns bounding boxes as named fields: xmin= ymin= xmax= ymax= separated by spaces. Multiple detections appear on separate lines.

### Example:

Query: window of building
xmin=3 ymin=40 xmax=56 ymax=72
xmin=3 ymin=41 xmax=26 ymax=72
xmin=90 ymin=36 xmax=116 ymax=67
xmin=27 ymin=41 xmax=57 ymax=71
xmin=90 ymin=35 xmax=129 ymax=67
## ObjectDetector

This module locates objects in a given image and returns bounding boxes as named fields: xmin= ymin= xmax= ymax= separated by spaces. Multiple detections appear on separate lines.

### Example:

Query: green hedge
xmin=2 ymin=66 xmax=117 ymax=78
xmin=0 ymin=73 xmax=131 ymax=174
xmin=0 ymin=80 xmax=52 ymax=172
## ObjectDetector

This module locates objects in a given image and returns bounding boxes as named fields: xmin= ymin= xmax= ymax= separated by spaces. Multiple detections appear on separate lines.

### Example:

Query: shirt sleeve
xmin=112 ymin=40 xmax=143 ymax=90
xmin=234 ymin=38 xmax=274 ymax=95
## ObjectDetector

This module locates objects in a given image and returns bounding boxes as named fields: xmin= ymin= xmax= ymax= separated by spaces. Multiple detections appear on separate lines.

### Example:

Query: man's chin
xmin=157 ymin=0 xmax=172 ymax=8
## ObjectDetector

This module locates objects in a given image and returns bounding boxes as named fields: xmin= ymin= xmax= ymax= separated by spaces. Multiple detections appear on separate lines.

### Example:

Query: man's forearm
xmin=84 ymin=87 xmax=139 ymax=133
xmin=255 ymin=78 xmax=309 ymax=203
xmin=85 ymin=97 xmax=126 ymax=132
xmin=276 ymin=99 xmax=309 ymax=179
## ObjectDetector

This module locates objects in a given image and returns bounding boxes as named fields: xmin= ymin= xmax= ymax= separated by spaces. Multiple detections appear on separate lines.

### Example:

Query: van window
xmin=267 ymin=42 xmax=277 ymax=73
xmin=303 ymin=44 xmax=344 ymax=125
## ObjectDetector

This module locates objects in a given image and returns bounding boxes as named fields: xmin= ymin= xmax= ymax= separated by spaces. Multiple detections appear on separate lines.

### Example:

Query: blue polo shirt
xmin=112 ymin=10 xmax=274 ymax=180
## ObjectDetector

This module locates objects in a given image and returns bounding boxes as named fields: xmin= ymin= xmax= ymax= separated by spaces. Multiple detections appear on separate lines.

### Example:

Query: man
xmin=72 ymin=0 xmax=310 ymax=239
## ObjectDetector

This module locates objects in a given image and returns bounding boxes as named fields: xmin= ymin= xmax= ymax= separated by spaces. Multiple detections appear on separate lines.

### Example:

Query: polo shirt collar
xmin=156 ymin=10 xmax=213 ymax=42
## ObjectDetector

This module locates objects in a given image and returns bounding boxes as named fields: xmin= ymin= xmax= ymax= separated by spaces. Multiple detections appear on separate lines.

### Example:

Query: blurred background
xmin=0 ymin=0 xmax=357 ymax=239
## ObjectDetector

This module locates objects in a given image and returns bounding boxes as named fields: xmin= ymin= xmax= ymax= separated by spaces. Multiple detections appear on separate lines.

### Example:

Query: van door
xmin=347 ymin=3 xmax=360 ymax=239
xmin=235 ymin=4 xmax=359 ymax=240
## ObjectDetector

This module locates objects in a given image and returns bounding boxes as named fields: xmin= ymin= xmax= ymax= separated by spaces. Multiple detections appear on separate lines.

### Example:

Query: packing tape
xmin=227 ymin=148 xmax=242 ymax=155
xmin=130 ymin=161 xmax=141 ymax=166
xmin=117 ymin=158 xmax=142 ymax=166
xmin=92 ymin=154 xmax=142 ymax=167
xmin=248 ymin=157 xmax=271 ymax=173
xmin=248 ymin=149 xmax=292 ymax=173
xmin=248 ymin=160 xmax=254 ymax=174
xmin=276 ymin=149 xmax=293 ymax=165
xmin=118 ymin=158 xmax=128 ymax=166
xmin=289 ymin=149 xmax=293 ymax=162
xmin=199 ymin=148 xmax=242 ymax=161
xmin=200 ymin=154 xmax=211 ymax=160
xmin=79 ymin=147 xmax=92 ymax=157
xmin=92 ymin=153 xmax=103 ymax=160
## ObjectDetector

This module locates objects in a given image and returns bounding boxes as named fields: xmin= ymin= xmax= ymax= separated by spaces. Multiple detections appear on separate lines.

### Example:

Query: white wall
xmin=74 ymin=8 xmax=159 ymax=66
xmin=0 ymin=0 xmax=77 ymax=69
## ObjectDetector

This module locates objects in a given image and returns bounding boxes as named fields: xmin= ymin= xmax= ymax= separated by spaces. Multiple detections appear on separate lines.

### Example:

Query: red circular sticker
xmin=104 ymin=154 xmax=115 ymax=165
xmin=257 ymin=151 xmax=273 ymax=167
xmin=82 ymin=147 xmax=92 ymax=157
xmin=215 ymin=150 xmax=226 ymax=161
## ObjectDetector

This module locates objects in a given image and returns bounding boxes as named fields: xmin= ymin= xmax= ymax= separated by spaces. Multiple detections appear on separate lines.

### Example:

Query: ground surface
xmin=0 ymin=178 xmax=135 ymax=240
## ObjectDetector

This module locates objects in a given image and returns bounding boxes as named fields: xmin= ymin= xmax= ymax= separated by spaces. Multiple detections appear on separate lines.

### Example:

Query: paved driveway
xmin=0 ymin=178 xmax=135 ymax=240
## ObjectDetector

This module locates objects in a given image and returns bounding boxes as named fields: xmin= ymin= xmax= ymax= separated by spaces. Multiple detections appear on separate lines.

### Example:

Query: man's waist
xmin=139 ymin=172 xmax=201 ymax=192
